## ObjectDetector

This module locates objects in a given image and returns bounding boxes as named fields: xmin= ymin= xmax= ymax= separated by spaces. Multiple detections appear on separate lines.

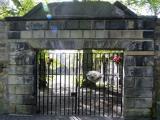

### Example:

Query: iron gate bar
xmin=107 ymin=53 xmax=110 ymax=116
xmin=51 ymin=54 xmax=53 ymax=114
xmin=36 ymin=50 xmax=124 ymax=117
xmin=55 ymin=53 xmax=58 ymax=115
xmin=94 ymin=53 xmax=97 ymax=115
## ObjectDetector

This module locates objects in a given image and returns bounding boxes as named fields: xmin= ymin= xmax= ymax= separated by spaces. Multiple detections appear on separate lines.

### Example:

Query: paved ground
xmin=0 ymin=115 xmax=123 ymax=120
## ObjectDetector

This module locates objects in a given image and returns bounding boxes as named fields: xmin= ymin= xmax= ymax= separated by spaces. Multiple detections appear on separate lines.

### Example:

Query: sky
xmin=8 ymin=0 xmax=159 ymax=17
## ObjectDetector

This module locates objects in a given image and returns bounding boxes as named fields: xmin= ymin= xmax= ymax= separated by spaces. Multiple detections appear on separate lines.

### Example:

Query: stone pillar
xmin=155 ymin=18 xmax=160 ymax=119
xmin=8 ymin=42 xmax=36 ymax=114
xmin=0 ymin=21 xmax=8 ymax=114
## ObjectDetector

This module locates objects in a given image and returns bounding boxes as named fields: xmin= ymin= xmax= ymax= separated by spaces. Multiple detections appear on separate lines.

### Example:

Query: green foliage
xmin=0 ymin=0 xmax=36 ymax=19
xmin=128 ymin=0 xmax=160 ymax=16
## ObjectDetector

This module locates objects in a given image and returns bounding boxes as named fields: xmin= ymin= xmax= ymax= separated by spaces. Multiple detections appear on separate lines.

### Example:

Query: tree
xmin=0 ymin=0 xmax=36 ymax=19
xmin=128 ymin=0 xmax=160 ymax=16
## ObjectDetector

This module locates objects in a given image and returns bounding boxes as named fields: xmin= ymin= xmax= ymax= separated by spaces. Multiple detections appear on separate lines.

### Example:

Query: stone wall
xmin=0 ymin=21 xmax=8 ymax=114
xmin=155 ymin=19 xmax=160 ymax=119
xmin=0 ymin=18 xmax=156 ymax=119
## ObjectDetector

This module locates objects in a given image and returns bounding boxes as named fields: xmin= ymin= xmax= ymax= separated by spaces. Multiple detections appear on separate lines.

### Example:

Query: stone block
xmin=135 ymin=77 xmax=153 ymax=88
xmin=8 ymin=95 xmax=16 ymax=103
xmin=0 ymin=53 xmax=8 ymax=62
xmin=49 ymin=20 xmax=65 ymax=30
xmin=8 ymin=75 xmax=34 ymax=85
xmin=8 ymin=103 xmax=16 ymax=113
xmin=127 ymin=20 xmax=135 ymax=29
xmin=125 ymin=109 xmax=151 ymax=117
xmin=8 ymin=31 xmax=20 ymax=39
xmin=143 ymin=20 xmax=155 ymax=30
xmin=83 ymin=30 xmax=95 ymax=38
xmin=0 ymin=32 xmax=7 ymax=39
xmin=125 ymin=56 xmax=154 ymax=66
xmin=32 ymin=30 xmax=45 ymax=38
xmin=0 ymin=81 xmax=5 ymax=96
xmin=143 ymin=31 xmax=154 ymax=38
xmin=21 ymin=31 xmax=32 ymax=38
xmin=79 ymin=20 xmax=91 ymax=29
xmin=95 ymin=30 xmax=108 ymax=38
xmin=65 ymin=20 xmax=79 ymax=29
xmin=16 ymin=105 xmax=35 ymax=114
xmin=109 ymin=30 xmax=122 ymax=38
xmin=110 ymin=20 xmax=126 ymax=29
xmin=125 ymin=88 xmax=152 ymax=97
xmin=125 ymin=66 xmax=153 ymax=77
xmin=124 ymin=77 xmax=135 ymax=88
xmin=45 ymin=30 xmax=57 ymax=38
xmin=10 ymin=52 xmax=35 ymax=65
xmin=0 ymin=99 xmax=7 ymax=113
xmin=15 ymin=85 xmax=33 ymax=95
xmin=124 ymin=98 xmax=135 ymax=108
xmin=127 ymin=41 xmax=154 ymax=51
xmin=8 ymin=85 xmax=16 ymax=94
xmin=134 ymin=98 xmax=152 ymax=108
xmin=9 ymin=65 xmax=33 ymax=75
xmin=94 ymin=20 xmax=105 ymax=29
xmin=31 ymin=21 xmax=48 ymax=30
xmin=9 ymin=21 xmax=26 ymax=31
xmin=9 ymin=42 xmax=30 ymax=52
xmin=122 ymin=30 xmax=143 ymax=39
xmin=70 ymin=30 xmax=83 ymax=38
xmin=58 ymin=30 xmax=70 ymax=38
xmin=0 ymin=22 xmax=6 ymax=32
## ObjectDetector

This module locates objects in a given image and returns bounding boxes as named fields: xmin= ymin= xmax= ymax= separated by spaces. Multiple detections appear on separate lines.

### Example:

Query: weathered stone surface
xmin=9 ymin=42 xmax=30 ymax=52
xmin=33 ymin=30 xmax=45 ymax=38
xmin=0 ymin=22 xmax=6 ymax=32
xmin=8 ymin=85 xmax=16 ymax=94
xmin=83 ymin=30 xmax=95 ymax=38
xmin=0 ymin=99 xmax=7 ymax=113
xmin=143 ymin=31 xmax=154 ymax=38
xmin=0 ymin=33 xmax=7 ymax=39
xmin=10 ymin=52 xmax=34 ymax=65
xmin=16 ymin=105 xmax=35 ymax=114
xmin=109 ymin=20 xmax=126 ymax=29
xmin=122 ymin=30 xmax=143 ymax=39
xmin=109 ymin=30 xmax=143 ymax=39
xmin=125 ymin=66 xmax=153 ymax=77
xmin=31 ymin=21 xmax=48 ymax=30
xmin=45 ymin=30 xmax=57 ymax=38
xmin=134 ymin=98 xmax=152 ymax=108
xmin=135 ymin=77 xmax=153 ymax=88
xmin=124 ymin=98 xmax=135 ymax=108
xmin=9 ymin=65 xmax=33 ymax=75
xmin=8 ymin=75 xmax=34 ymax=85
xmin=8 ymin=103 xmax=16 ymax=113
xmin=125 ymin=88 xmax=152 ymax=97
xmin=94 ymin=20 xmax=105 ymax=29
xmin=95 ymin=30 xmax=108 ymax=38
xmin=70 ymin=30 xmax=83 ymax=38
xmin=21 ymin=31 xmax=32 ymax=38
xmin=58 ymin=30 xmax=70 ymax=38
xmin=127 ymin=20 xmax=135 ymax=29
xmin=16 ymin=85 xmax=33 ymax=95
xmin=124 ymin=77 xmax=135 ymax=88
xmin=65 ymin=20 xmax=79 ymax=29
xmin=49 ymin=21 xmax=65 ymax=30
xmin=9 ymin=21 xmax=26 ymax=31
xmin=79 ymin=20 xmax=91 ymax=29
xmin=125 ymin=109 xmax=151 ymax=117
xmin=8 ymin=31 xmax=20 ymax=39
xmin=125 ymin=56 xmax=154 ymax=66
xmin=0 ymin=53 xmax=8 ymax=62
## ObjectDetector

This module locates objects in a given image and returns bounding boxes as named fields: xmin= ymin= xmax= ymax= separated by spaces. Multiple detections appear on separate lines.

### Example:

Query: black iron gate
xmin=35 ymin=50 xmax=123 ymax=117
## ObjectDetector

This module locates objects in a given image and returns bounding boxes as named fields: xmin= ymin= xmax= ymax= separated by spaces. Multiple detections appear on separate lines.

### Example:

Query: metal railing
xmin=35 ymin=50 xmax=123 ymax=117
